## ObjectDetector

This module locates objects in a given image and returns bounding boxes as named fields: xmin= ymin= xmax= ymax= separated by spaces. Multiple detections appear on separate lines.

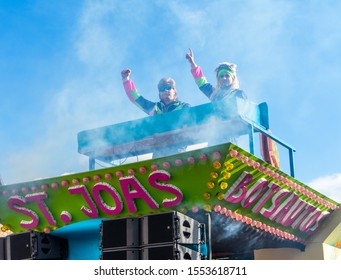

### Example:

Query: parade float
xmin=0 ymin=97 xmax=340 ymax=260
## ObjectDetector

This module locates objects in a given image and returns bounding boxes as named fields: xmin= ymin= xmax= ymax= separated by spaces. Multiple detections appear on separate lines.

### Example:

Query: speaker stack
xmin=100 ymin=217 xmax=140 ymax=260
xmin=100 ymin=211 xmax=208 ymax=260
xmin=1 ymin=231 xmax=68 ymax=260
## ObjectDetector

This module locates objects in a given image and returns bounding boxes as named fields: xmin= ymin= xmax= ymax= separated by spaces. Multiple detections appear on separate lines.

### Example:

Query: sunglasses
xmin=159 ymin=85 xmax=173 ymax=92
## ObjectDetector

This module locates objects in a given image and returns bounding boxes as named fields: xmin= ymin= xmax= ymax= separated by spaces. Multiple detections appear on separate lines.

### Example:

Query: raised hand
xmin=185 ymin=48 xmax=196 ymax=68
xmin=121 ymin=68 xmax=131 ymax=80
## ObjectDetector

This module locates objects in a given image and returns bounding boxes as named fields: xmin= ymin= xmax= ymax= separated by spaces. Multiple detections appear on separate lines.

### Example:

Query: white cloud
xmin=307 ymin=173 xmax=341 ymax=203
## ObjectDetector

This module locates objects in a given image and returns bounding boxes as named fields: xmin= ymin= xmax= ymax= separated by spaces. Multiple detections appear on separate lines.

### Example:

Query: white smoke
xmin=307 ymin=174 xmax=341 ymax=203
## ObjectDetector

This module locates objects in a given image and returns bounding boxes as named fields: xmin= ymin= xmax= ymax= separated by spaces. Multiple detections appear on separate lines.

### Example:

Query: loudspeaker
xmin=99 ymin=212 xmax=207 ymax=260
xmin=100 ymin=217 xmax=140 ymax=249
xmin=141 ymin=243 xmax=203 ymax=260
xmin=101 ymin=248 xmax=140 ymax=260
xmin=0 ymin=237 xmax=5 ymax=260
xmin=5 ymin=232 xmax=32 ymax=260
xmin=5 ymin=231 xmax=68 ymax=260
xmin=140 ymin=211 xmax=202 ymax=246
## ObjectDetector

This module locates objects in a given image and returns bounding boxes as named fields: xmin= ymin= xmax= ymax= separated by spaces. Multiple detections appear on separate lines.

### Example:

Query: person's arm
xmin=185 ymin=50 xmax=214 ymax=100
xmin=121 ymin=68 xmax=138 ymax=103
xmin=121 ymin=69 xmax=157 ymax=115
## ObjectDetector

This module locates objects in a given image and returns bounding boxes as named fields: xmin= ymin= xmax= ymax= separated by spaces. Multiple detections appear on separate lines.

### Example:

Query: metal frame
xmin=248 ymin=123 xmax=296 ymax=177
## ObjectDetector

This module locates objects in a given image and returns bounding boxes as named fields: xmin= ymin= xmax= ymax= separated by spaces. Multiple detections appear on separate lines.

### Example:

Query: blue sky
xmin=1 ymin=0 xmax=341 ymax=202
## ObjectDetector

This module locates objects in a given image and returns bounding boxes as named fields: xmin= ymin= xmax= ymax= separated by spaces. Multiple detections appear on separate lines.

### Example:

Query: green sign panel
xmin=0 ymin=143 xmax=339 ymax=243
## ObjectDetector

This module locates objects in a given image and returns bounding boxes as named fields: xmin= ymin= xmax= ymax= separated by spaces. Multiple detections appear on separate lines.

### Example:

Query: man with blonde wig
xmin=121 ymin=69 xmax=190 ymax=115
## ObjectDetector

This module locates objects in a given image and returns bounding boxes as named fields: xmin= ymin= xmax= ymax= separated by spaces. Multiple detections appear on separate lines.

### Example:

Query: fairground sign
xmin=0 ymin=143 xmax=339 ymax=244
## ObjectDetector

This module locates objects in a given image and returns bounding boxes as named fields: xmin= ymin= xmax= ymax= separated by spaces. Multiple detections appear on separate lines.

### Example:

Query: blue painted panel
xmin=77 ymin=98 xmax=267 ymax=160
xmin=51 ymin=219 xmax=102 ymax=260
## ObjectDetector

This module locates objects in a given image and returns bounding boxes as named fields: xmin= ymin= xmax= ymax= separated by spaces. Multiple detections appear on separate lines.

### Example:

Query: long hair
xmin=209 ymin=62 xmax=240 ymax=101
xmin=214 ymin=62 xmax=240 ymax=89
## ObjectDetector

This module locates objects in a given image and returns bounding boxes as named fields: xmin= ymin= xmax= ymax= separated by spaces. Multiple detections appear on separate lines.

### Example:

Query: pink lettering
xmin=7 ymin=196 xmax=39 ymax=229
xmin=291 ymin=204 xmax=316 ymax=229
xmin=119 ymin=176 xmax=159 ymax=212
xmin=299 ymin=209 xmax=326 ymax=232
xmin=68 ymin=185 xmax=98 ymax=218
xmin=280 ymin=198 xmax=307 ymax=227
xmin=260 ymin=189 xmax=290 ymax=218
xmin=225 ymin=171 xmax=253 ymax=203
xmin=252 ymin=182 xmax=280 ymax=213
xmin=269 ymin=193 xmax=299 ymax=222
xmin=92 ymin=183 xmax=123 ymax=215
xmin=148 ymin=170 xmax=183 ymax=208
xmin=241 ymin=178 xmax=268 ymax=208
xmin=25 ymin=192 xmax=56 ymax=226
xmin=304 ymin=211 xmax=330 ymax=234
